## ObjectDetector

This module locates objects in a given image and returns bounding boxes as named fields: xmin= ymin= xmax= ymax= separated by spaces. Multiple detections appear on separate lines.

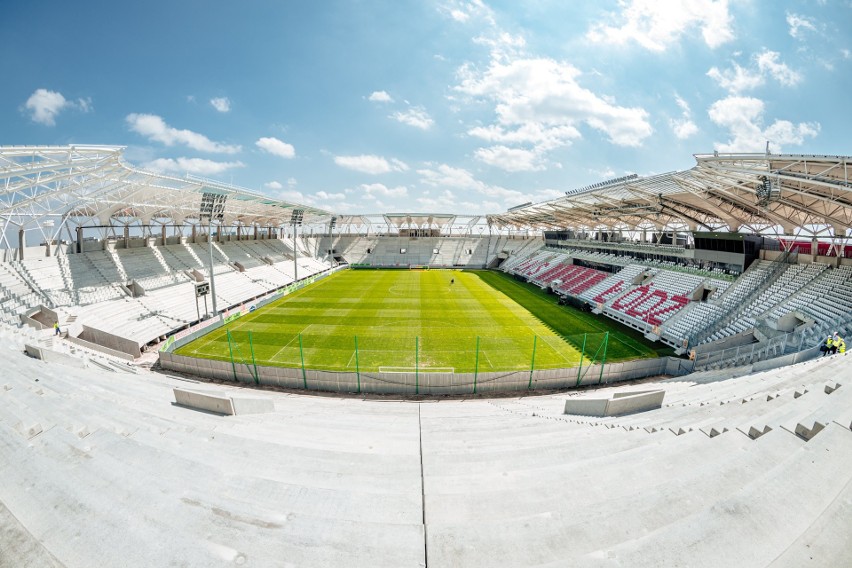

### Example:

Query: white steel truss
xmin=488 ymin=153 xmax=852 ymax=237
xmin=0 ymin=145 xmax=333 ymax=249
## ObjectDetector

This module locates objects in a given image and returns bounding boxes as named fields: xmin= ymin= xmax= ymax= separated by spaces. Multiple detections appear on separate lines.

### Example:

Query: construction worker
xmin=836 ymin=336 xmax=846 ymax=354
xmin=830 ymin=332 xmax=841 ymax=355
xmin=821 ymin=334 xmax=833 ymax=356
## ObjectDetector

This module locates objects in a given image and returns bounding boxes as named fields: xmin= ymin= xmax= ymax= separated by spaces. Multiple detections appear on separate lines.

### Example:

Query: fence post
xmin=226 ymin=330 xmax=237 ymax=380
xmin=354 ymin=335 xmax=361 ymax=394
xmin=528 ymin=335 xmax=537 ymax=390
xmin=575 ymin=333 xmax=587 ymax=387
xmin=473 ymin=336 xmax=480 ymax=395
xmin=299 ymin=333 xmax=307 ymax=389
xmin=415 ymin=336 xmax=419 ymax=395
xmin=248 ymin=331 xmax=259 ymax=385
xmin=598 ymin=332 xmax=609 ymax=384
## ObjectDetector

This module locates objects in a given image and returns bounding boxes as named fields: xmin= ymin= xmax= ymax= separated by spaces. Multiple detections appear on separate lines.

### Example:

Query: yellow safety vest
xmin=838 ymin=340 xmax=846 ymax=354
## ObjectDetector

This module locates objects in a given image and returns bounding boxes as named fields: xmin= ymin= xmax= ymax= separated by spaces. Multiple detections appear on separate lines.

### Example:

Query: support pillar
xmin=76 ymin=226 xmax=83 ymax=254
xmin=124 ymin=225 xmax=130 ymax=249
xmin=191 ymin=224 xmax=197 ymax=243
xmin=18 ymin=229 xmax=25 ymax=261
xmin=161 ymin=224 xmax=167 ymax=246
xmin=253 ymin=225 xmax=258 ymax=240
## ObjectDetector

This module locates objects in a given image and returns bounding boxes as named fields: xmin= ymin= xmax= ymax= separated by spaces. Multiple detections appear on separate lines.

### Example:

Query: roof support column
xmin=18 ymin=228 xmax=24 ymax=261
xmin=161 ymin=224 xmax=167 ymax=246
xmin=76 ymin=226 xmax=83 ymax=254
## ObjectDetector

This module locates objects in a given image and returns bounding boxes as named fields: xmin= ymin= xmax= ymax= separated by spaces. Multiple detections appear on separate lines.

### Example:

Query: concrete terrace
xmin=1 ymin=324 xmax=851 ymax=567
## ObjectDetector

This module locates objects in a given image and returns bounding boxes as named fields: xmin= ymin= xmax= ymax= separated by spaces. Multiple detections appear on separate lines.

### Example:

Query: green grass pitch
xmin=175 ymin=269 xmax=664 ymax=373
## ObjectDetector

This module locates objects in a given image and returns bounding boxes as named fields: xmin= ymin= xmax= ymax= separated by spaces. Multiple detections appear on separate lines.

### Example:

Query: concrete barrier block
xmin=173 ymin=388 xmax=235 ymax=415
xmin=230 ymin=396 xmax=274 ymax=415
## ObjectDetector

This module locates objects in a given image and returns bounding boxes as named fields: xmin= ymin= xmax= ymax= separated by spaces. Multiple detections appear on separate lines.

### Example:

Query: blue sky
xmin=2 ymin=0 xmax=850 ymax=216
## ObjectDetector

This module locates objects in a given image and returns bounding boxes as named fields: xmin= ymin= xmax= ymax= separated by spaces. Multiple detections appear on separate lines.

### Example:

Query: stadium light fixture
xmin=291 ymin=209 xmax=304 ymax=281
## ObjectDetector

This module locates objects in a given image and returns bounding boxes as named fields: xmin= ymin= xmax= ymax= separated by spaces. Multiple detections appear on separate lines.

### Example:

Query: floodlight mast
xmin=200 ymin=192 xmax=227 ymax=318
xmin=291 ymin=209 xmax=304 ymax=282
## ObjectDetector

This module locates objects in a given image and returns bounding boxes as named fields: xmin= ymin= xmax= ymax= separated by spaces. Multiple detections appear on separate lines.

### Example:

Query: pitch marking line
xmin=268 ymin=324 xmax=311 ymax=363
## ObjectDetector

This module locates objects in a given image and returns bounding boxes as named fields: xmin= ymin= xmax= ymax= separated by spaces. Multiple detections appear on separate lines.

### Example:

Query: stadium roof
xmin=487 ymin=153 xmax=852 ymax=236
xmin=0 ymin=145 xmax=332 ymax=244
xmin=3 ymin=147 xmax=851 ymax=244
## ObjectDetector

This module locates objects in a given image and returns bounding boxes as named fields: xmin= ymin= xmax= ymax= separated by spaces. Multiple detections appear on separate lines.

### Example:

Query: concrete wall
xmin=79 ymin=325 xmax=142 ymax=358
xmin=65 ymin=335 xmax=135 ymax=361
xmin=24 ymin=344 xmax=88 ymax=369
xmin=564 ymin=390 xmax=665 ymax=417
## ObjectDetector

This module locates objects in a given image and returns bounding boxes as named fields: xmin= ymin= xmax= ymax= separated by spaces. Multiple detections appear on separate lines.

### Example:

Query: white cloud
xmin=590 ymin=167 xmax=617 ymax=179
xmin=275 ymin=189 xmax=315 ymax=205
xmin=391 ymin=106 xmax=435 ymax=130
xmin=126 ymin=114 xmax=241 ymax=154
xmin=449 ymin=9 xmax=470 ymax=22
xmin=143 ymin=157 xmax=245 ymax=175
xmin=210 ymin=97 xmax=231 ymax=113
xmin=587 ymin=0 xmax=734 ymax=52
xmin=756 ymin=51 xmax=801 ymax=87
xmin=418 ymin=163 xmax=488 ymax=191
xmin=468 ymin=123 xmax=580 ymax=150
xmin=456 ymin=57 xmax=652 ymax=148
xmin=255 ymin=136 xmax=295 ymax=158
xmin=368 ymin=90 xmax=393 ymax=103
xmin=358 ymin=183 xmax=408 ymax=198
xmin=706 ymin=63 xmax=763 ymax=94
xmin=417 ymin=162 xmax=563 ymax=209
xmin=474 ymin=145 xmax=544 ymax=172
xmin=708 ymin=96 xmax=819 ymax=152
xmin=707 ymin=50 xmax=801 ymax=93
xmin=786 ymin=12 xmax=817 ymax=39
xmin=439 ymin=1 xmax=496 ymax=27
xmin=473 ymin=31 xmax=527 ymax=61
xmin=669 ymin=95 xmax=699 ymax=139
xmin=264 ymin=181 xmax=283 ymax=190
xmin=333 ymin=154 xmax=408 ymax=174
xmin=316 ymin=191 xmax=346 ymax=201
xmin=24 ymin=88 xmax=91 ymax=126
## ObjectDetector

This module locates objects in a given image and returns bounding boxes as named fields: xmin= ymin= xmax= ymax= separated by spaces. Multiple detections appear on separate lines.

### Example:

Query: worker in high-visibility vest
xmin=821 ymin=335 xmax=834 ymax=356
xmin=836 ymin=337 xmax=846 ymax=354
xmin=831 ymin=332 xmax=841 ymax=355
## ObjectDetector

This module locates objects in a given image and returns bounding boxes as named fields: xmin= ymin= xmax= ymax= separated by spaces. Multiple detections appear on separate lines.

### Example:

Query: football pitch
xmin=175 ymin=269 xmax=662 ymax=373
